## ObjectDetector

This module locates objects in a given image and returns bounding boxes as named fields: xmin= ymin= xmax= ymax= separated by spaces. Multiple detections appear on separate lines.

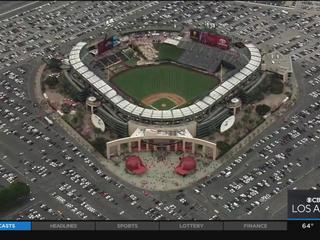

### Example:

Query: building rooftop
xmin=263 ymin=50 xmax=293 ymax=74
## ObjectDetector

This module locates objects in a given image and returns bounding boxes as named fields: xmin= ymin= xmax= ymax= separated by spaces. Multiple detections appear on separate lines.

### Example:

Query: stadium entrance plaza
xmin=101 ymin=152 xmax=222 ymax=191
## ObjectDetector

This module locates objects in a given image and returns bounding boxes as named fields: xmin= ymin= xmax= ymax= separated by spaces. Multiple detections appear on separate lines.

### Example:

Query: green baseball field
xmin=111 ymin=64 xmax=219 ymax=110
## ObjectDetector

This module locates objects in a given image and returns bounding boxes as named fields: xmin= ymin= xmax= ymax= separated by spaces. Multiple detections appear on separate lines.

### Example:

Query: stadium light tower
xmin=220 ymin=62 xmax=223 ymax=83
xmin=106 ymin=63 xmax=110 ymax=82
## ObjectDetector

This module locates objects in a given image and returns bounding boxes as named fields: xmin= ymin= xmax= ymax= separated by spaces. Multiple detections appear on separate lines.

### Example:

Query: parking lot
xmin=1 ymin=1 xmax=320 ymax=221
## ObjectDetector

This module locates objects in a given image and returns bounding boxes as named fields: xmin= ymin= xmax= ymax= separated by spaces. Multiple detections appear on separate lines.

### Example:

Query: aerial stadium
xmin=65 ymin=24 xmax=262 ymax=180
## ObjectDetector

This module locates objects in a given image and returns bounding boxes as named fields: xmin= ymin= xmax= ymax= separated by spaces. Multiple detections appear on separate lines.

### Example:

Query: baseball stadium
xmin=64 ymin=24 xmax=262 ymax=185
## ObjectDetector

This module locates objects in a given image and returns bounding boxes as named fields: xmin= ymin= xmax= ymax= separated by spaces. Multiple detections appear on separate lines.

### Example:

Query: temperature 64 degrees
xmin=302 ymin=222 xmax=314 ymax=230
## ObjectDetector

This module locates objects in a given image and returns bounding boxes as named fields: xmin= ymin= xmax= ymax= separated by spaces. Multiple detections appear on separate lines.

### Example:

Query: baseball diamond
xmin=142 ymin=93 xmax=187 ymax=110
xmin=152 ymin=98 xmax=177 ymax=110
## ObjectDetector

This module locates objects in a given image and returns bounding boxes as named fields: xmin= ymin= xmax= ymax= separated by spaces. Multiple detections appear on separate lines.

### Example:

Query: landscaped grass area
xmin=154 ymin=43 xmax=185 ymax=61
xmin=125 ymin=57 xmax=139 ymax=67
xmin=111 ymin=64 xmax=219 ymax=102
xmin=151 ymin=98 xmax=177 ymax=110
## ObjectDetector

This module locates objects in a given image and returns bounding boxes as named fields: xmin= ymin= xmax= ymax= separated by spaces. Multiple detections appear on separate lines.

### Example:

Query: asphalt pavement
xmin=1 ymin=1 xmax=320 ymax=221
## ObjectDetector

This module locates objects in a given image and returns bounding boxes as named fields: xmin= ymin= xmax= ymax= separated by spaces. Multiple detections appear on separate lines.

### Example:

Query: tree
xmin=285 ymin=91 xmax=292 ymax=98
xmin=57 ymin=74 xmax=79 ymax=100
xmin=237 ymin=89 xmax=248 ymax=103
xmin=242 ymin=114 xmax=250 ymax=122
xmin=224 ymin=131 xmax=230 ymax=138
xmin=262 ymin=72 xmax=285 ymax=95
xmin=45 ymin=76 xmax=59 ymax=89
xmin=75 ymin=106 xmax=85 ymax=119
xmin=47 ymin=58 xmax=62 ymax=70
xmin=76 ymin=89 xmax=90 ymax=103
xmin=260 ymin=75 xmax=272 ymax=93
xmin=247 ymin=89 xmax=264 ymax=103
xmin=256 ymin=104 xmax=271 ymax=116
xmin=61 ymin=103 xmax=71 ymax=114
xmin=244 ymin=108 xmax=251 ymax=114
xmin=70 ymin=116 xmax=81 ymax=128
xmin=217 ymin=141 xmax=231 ymax=154
xmin=0 ymin=182 xmax=30 ymax=211
xmin=91 ymin=137 xmax=107 ymax=155
xmin=270 ymin=80 xmax=284 ymax=94
xmin=69 ymin=108 xmax=85 ymax=129
xmin=93 ymin=127 xmax=102 ymax=135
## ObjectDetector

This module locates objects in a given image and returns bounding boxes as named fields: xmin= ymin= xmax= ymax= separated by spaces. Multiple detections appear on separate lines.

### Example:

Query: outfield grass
xmin=111 ymin=64 xmax=219 ymax=102
xmin=152 ymin=98 xmax=177 ymax=110
xmin=154 ymin=43 xmax=185 ymax=61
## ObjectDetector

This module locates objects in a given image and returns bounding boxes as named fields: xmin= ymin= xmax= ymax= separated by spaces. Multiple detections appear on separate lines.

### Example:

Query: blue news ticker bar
xmin=288 ymin=218 xmax=320 ymax=221
xmin=0 ymin=222 xmax=32 ymax=231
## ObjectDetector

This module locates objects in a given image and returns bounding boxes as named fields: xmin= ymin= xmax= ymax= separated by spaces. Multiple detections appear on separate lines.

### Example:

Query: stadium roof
xmin=172 ymin=109 xmax=184 ymax=118
xmin=180 ymin=107 xmax=193 ymax=116
xmin=240 ymin=67 xmax=252 ymax=76
xmin=209 ymin=90 xmax=222 ymax=100
xmin=88 ymin=75 xmax=100 ymax=84
xmin=105 ymin=90 xmax=117 ymax=99
xmin=162 ymin=110 xmax=173 ymax=119
xmin=132 ymin=106 xmax=144 ymax=116
xmin=215 ymin=86 xmax=228 ymax=95
xmin=110 ymin=95 xmax=123 ymax=104
xmin=141 ymin=109 xmax=153 ymax=118
xmin=233 ymin=72 xmax=247 ymax=81
xmin=69 ymin=42 xmax=261 ymax=120
xmin=202 ymin=96 xmax=215 ymax=105
xmin=118 ymin=100 xmax=130 ymax=109
xmin=221 ymin=81 xmax=235 ymax=91
xmin=263 ymin=50 xmax=293 ymax=74
xmin=124 ymin=103 xmax=136 ymax=112
xmin=228 ymin=76 xmax=241 ymax=86
xmin=189 ymin=104 xmax=202 ymax=114
xmin=78 ymin=66 xmax=89 ymax=74
xmin=195 ymin=101 xmax=209 ymax=110
xmin=151 ymin=111 xmax=162 ymax=119
xmin=99 ymin=85 xmax=112 ymax=94
xmin=93 ymin=80 xmax=106 ymax=89
xmin=83 ymin=71 xmax=94 ymax=79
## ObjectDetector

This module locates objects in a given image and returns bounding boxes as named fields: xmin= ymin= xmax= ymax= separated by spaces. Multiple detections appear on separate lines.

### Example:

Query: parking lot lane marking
xmin=0 ymin=1 xmax=40 ymax=17
xmin=5 ymin=200 xmax=42 ymax=220
xmin=0 ymin=157 xmax=28 ymax=181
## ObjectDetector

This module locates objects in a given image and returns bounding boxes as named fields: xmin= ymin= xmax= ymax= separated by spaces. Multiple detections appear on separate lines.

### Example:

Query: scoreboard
xmin=97 ymin=36 xmax=120 ymax=55
xmin=189 ymin=29 xmax=231 ymax=50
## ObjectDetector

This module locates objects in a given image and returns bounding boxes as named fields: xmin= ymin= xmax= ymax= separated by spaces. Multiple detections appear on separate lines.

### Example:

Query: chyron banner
xmin=288 ymin=190 xmax=320 ymax=219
